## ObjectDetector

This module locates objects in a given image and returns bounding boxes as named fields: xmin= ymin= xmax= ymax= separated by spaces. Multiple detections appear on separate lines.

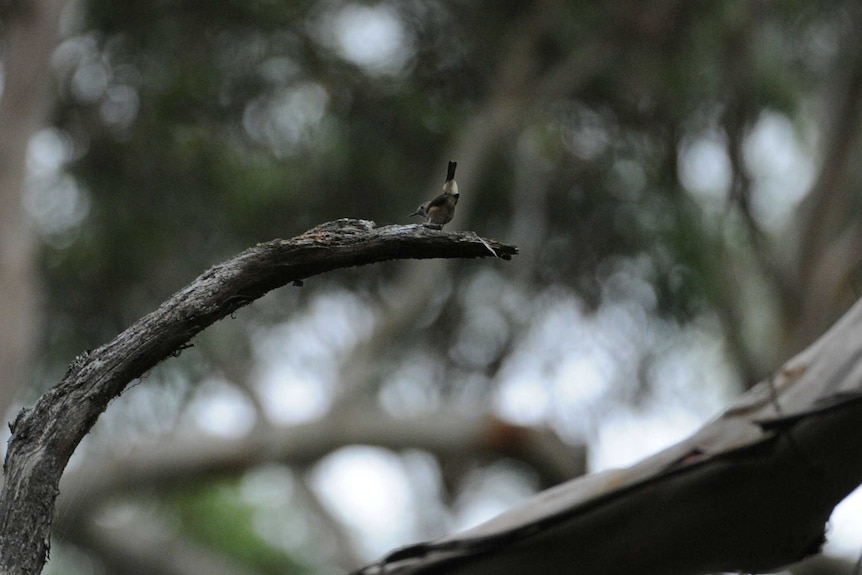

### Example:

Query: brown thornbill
xmin=409 ymin=161 xmax=459 ymax=228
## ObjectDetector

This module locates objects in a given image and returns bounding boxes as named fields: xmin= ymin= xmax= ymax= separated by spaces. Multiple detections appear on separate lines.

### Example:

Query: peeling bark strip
xmin=0 ymin=219 xmax=517 ymax=575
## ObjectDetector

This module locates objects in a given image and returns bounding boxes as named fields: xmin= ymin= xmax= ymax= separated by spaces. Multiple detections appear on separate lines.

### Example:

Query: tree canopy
xmin=3 ymin=0 xmax=862 ymax=574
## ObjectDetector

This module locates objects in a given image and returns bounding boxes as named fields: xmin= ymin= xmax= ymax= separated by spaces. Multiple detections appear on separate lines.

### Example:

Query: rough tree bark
xmin=356 ymin=295 xmax=862 ymax=575
xmin=0 ymin=219 xmax=517 ymax=575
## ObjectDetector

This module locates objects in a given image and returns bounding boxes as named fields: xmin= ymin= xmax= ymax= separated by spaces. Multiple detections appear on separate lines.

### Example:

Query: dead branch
xmin=0 ymin=219 xmax=517 ymax=575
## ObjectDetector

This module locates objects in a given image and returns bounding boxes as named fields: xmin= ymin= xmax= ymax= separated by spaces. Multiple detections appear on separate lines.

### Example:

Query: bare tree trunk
xmin=0 ymin=0 xmax=66 ymax=420
xmin=792 ymin=3 xmax=862 ymax=356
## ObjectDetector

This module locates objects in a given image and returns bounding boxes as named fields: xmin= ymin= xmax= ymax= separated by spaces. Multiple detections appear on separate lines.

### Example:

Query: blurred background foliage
xmin=3 ymin=0 xmax=862 ymax=573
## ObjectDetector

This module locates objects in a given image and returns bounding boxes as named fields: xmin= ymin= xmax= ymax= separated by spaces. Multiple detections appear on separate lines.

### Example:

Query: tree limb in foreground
xmin=0 ymin=219 xmax=517 ymax=575
xmin=356 ymin=297 xmax=862 ymax=575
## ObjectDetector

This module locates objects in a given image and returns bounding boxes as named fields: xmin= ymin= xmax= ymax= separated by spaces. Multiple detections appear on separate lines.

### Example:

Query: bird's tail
xmin=446 ymin=161 xmax=457 ymax=182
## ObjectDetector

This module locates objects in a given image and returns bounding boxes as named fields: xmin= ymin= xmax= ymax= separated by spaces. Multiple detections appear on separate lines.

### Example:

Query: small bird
xmin=409 ymin=161 xmax=459 ymax=228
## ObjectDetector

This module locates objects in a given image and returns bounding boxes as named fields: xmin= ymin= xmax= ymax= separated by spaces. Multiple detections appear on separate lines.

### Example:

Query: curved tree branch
xmin=0 ymin=218 xmax=517 ymax=575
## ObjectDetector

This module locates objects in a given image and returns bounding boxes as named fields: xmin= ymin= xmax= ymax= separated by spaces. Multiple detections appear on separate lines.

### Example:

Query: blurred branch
xmin=56 ymin=411 xmax=582 ymax=572
xmin=357 ymin=294 xmax=862 ymax=575
xmin=662 ymin=126 xmax=765 ymax=384
xmin=720 ymin=5 xmax=797 ymax=321
xmin=56 ymin=413 xmax=582 ymax=515
xmin=794 ymin=2 xmax=862 ymax=349
xmin=798 ymin=10 xmax=862 ymax=265
xmin=0 ymin=218 xmax=517 ymax=575
xmin=716 ymin=11 xmax=794 ymax=384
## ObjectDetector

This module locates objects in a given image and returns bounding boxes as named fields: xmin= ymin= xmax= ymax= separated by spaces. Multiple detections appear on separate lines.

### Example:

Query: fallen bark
xmin=357 ymin=297 xmax=862 ymax=575
xmin=0 ymin=219 xmax=517 ymax=575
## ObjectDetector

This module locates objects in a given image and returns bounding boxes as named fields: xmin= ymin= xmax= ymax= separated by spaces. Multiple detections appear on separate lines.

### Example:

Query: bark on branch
xmin=0 ymin=219 xmax=517 ymax=575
